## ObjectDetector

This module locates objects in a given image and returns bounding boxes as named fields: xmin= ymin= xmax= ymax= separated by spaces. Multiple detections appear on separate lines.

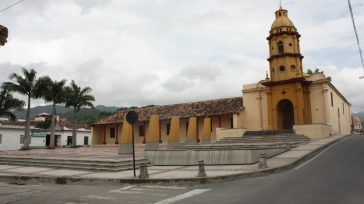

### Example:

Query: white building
xmin=0 ymin=124 xmax=46 ymax=150
xmin=52 ymin=127 xmax=92 ymax=147
xmin=0 ymin=123 xmax=91 ymax=150
xmin=34 ymin=113 xmax=51 ymax=122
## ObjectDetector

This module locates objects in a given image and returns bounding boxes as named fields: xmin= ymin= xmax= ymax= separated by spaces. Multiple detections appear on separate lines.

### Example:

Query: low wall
xmin=216 ymin=128 xmax=246 ymax=141
xmin=293 ymin=124 xmax=331 ymax=140
xmin=145 ymin=148 xmax=287 ymax=165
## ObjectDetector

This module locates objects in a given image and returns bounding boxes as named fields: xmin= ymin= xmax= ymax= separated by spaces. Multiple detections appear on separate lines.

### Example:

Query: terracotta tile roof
xmin=93 ymin=97 xmax=243 ymax=125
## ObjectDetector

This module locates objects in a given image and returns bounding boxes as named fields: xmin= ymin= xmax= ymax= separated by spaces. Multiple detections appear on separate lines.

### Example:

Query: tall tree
xmin=0 ymin=88 xmax=25 ymax=121
xmin=41 ymin=77 xmax=67 ymax=149
xmin=65 ymin=80 xmax=95 ymax=147
xmin=2 ymin=68 xmax=48 ymax=150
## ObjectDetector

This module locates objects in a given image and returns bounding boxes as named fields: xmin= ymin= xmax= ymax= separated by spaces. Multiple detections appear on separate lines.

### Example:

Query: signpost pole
xmin=131 ymin=123 xmax=136 ymax=177
xmin=126 ymin=110 xmax=138 ymax=178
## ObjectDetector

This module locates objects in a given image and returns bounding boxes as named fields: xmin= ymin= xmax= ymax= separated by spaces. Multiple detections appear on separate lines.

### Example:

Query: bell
xmin=0 ymin=25 xmax=8 ymax=46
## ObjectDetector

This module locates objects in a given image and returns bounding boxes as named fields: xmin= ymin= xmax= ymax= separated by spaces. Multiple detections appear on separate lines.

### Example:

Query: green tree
xmin=41 ymin=78 xmax=67 ymax=149
xmin=35 ymin=116 xmax=51 ymax=129
xmin=2 ymin=68 xmax=48 ymax=150
xmin=65 ymin=80 xmax=95 ymax=147
xmin=0 ymin=88 xmax=25 ymax=121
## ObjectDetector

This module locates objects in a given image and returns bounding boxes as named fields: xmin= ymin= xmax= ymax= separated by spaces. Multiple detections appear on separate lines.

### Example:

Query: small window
xmin=330 ymin=92 xmax=333 ymax=107
xmin=166 ymin=123 xmax=171 ymax=135
xmin=278 ymin=41 xmax=284 ymax=54
xmin=342 ymin=103 xmax=344 ymax=114
xmin=110 ymin=127 xmax=115 ymax=138
xmin=0 ymin=134 xmax=2 ymax=144
xmin=279 ymin=65 xmax=285 ymax=72
xmin=186 ymin=122 xmax=189 ymax=134
xmin=20 ymin=135 xmax=24 ymax=144
xmin=139 ymin=125 xmax=145 ymax=137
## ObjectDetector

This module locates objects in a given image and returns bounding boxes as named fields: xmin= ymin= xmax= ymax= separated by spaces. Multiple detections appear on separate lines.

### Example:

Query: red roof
xmin=93 ymin=97 xmax=243 ymax=125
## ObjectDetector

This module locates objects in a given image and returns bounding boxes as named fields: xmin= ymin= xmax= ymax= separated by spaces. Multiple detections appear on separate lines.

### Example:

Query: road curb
xmin=0 ymin=135 xmax=350 ymax=185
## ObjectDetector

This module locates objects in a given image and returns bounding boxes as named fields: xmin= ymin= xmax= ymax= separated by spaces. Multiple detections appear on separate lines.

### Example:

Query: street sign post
xmin=126 ymin=110 xmax=138 ymax=177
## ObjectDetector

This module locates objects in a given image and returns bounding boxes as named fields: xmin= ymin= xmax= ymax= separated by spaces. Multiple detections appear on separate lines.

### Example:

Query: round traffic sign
xmin=126 ymin=110 xmax=138 ymax=125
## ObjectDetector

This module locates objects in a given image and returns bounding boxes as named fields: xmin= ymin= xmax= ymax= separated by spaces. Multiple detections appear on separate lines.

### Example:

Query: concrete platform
xmin=0 ymin=134 xmax=350 ymax=184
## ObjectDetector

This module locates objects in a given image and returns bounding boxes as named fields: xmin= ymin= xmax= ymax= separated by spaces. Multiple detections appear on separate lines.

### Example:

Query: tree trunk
xmin=49 ymin=103 xmax=56 ymax=149
xmin=71 ymin=108 xmax=77 ymax=147
xmin=21 ymin=96 xmax=31 ymax=150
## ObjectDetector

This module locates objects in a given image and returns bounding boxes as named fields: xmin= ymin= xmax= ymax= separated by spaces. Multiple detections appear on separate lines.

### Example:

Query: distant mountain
xmin=13 ymin=105 xmax=122 ymax=124
xmin=13 ymin=105 xmax=71 ymax=120
xmin=353 ymin=112 xmax=364 ymax=122
xmin=94 ymin=105 xmax=120 ymax=113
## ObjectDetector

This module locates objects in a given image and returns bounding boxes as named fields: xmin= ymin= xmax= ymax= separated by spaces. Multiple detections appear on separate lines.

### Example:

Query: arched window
xmin=278 ymin=41 xmax=284 ymax=54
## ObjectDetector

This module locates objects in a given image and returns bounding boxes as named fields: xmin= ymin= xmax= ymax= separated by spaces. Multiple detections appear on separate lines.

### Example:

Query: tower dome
xmin=266 ymin=7 xmax=303 ymax=82
xmin=270 ymin=8 xmax=296 ymax=33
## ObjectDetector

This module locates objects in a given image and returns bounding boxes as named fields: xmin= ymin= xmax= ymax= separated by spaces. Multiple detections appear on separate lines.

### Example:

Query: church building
xmin=91 ymin=7 xmax=352 ymax=146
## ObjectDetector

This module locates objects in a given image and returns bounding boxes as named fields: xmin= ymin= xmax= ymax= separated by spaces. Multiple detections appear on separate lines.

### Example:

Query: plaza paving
xmin=0 ymin=135 xmax=348 ymax=182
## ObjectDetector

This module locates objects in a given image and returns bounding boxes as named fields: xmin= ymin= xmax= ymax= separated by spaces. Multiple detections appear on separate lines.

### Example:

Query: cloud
xmin=181 ymin=65 xmax=222 ymax=80
xmin=73 ymin=0 xmax=111 ymax=14
xmin=163 ymin=76 xmax=191 ymax=92
xmin=0 ymin=0 xmax=363 ymax=112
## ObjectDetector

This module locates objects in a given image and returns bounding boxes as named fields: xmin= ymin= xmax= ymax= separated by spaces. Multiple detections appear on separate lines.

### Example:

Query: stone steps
xmin=216 ymin=132 xmax=310 ymax=147
xmin=175 ymin=143 xmax=291 ymax=150
xmin=0 ymin=156 xmax=151 ymax=172
xmin=244 ymin=130 xmax=294 ymax=136
xmin=217 ymin=139 xmax=309 ymax=143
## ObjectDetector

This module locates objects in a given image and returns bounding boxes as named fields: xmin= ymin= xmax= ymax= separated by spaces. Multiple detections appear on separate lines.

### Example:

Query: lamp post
xmin=0 ymin=25 xmax=8 ymax=46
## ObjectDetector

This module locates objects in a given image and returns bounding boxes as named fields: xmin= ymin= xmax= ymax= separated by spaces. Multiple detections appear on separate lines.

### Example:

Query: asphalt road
xmin=0 ymin=135 xmax=363 ymax=204
xmin=182 ymin=134 xmax=364 ymax=204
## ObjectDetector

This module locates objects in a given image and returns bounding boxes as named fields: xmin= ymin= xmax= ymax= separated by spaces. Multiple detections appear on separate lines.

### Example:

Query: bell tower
xmin=267 ymin=8 xmax=303 ymax=81
xmin=263 ymin=7 xmax=312 ymax=130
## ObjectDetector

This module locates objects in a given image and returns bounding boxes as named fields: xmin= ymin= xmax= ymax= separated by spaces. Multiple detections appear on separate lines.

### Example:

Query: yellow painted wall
xmin=294 ymin=124 xmax=331 ymax=140
xmin=308 ymin=83 xmax=327 ymax=124
xmin=307 ymin=73 xmax=352 ymax=135
xmin=242 ymin=83 xmax=269 ymax=130
xmin=91 ymin=126 xmax=104 ymax=145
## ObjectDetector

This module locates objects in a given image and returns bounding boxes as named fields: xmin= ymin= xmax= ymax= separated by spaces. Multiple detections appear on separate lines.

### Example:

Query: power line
xmin=0 ymin=0 xmax=25 ymax=13
xmin=348 ymin=0 xmax=364 ymax=79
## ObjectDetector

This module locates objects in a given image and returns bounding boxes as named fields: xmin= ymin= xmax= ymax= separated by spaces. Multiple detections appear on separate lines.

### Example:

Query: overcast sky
xmin=0 ymin=0 xmax=363 ymax=112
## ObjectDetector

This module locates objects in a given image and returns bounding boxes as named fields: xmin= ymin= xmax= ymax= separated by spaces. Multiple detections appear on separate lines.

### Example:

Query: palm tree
xmin=41 ymin=77 xmax=67 ymax=149
xmin=0 ymin=88 xmax=25 ymax=121
xmin=65 ymin=80 xmax=95 ymax=147
xmin=2 ymin=68 xmax=48 ymax=150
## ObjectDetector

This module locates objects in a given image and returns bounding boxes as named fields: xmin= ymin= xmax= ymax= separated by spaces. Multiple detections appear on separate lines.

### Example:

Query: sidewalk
xmin=0 ymin=134 xmax=349 ymax=185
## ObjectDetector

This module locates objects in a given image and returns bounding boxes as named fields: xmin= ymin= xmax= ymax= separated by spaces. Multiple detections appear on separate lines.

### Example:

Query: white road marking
xmin=110 ymin=190 xmax=142 ymax=194
xmin=294 ymin=137 xmax=349 ymax=170
xmin=143 ymin=185 xmax=186 ymax=190
xmin=153 ymin=189 xmax=211 ymax=204
xmin=65 ymin=202 xmax=88 ymax=204
xmin=109 ymin=185 xmax=134 ymax=193
xmin=83 ymin=195 xmax=116 ymax=200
